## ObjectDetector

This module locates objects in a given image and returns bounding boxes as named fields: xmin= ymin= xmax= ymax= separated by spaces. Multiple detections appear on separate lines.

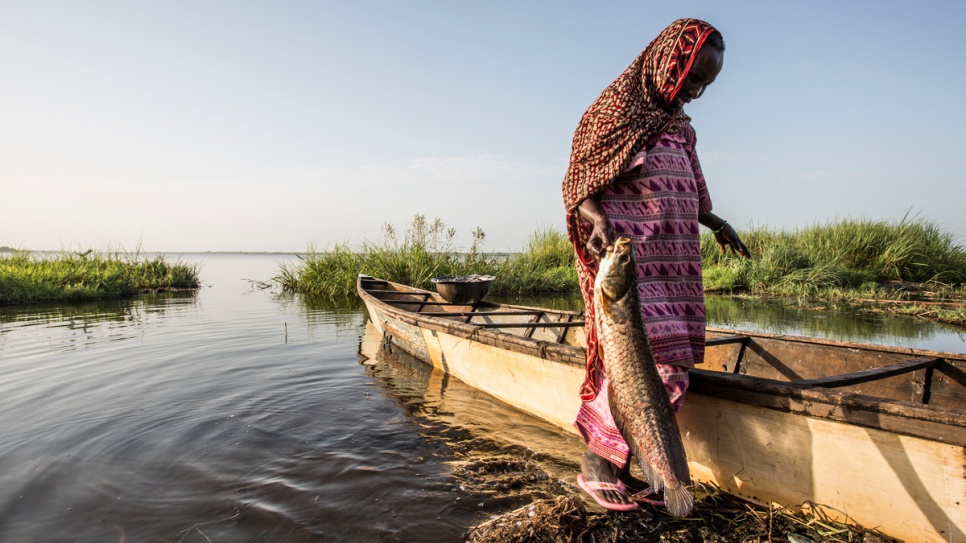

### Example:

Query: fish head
xmin=596 ymin=237 xmax=637 ymax=301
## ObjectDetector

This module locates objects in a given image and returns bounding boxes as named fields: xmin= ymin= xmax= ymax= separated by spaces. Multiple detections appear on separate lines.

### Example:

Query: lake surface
xmin=1 ymin=254 xmax=964 ymax=542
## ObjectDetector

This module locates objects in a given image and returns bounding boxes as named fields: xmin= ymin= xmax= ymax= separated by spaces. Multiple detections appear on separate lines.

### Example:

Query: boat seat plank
xmin=417 ymin=310 xmax=545 ymax=317
xmin=474 ymin=322 xmax=585 ymax=329
xmin=705 ymin=336 xmax=747 ymax=347
xmin=796 ymin=357 xmax=941 ymax=388
xmin=524 ymin=312 xmax=545 ymax=339
xmin=556 ymin=315 xmax=576 ymax=344
xmin=387 ymin=301 xmax=475 ymax=306
xmin=370 ymin=290 xmax=431 ymax=296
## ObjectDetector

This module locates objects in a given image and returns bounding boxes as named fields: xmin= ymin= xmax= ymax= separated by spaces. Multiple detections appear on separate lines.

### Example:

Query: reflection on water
xmin=0 ymin=291 xmax=200 ymax=353
xmin=0 ymin=255 xmax=532 ymax=542
xmin=706 ymin=295 xmax=966 ymax=352
xmin=499 ymin=292 xmax=966 ymax=354
xmin=358 ymin=321 xmax=583 ymax=509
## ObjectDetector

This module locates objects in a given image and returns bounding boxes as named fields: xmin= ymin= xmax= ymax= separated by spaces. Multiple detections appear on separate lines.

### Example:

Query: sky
xmin=2 ymin=1 xmax=965 ymax=253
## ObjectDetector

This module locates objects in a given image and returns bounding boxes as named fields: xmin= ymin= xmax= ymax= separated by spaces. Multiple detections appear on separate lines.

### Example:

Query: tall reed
xmin=492 ymin=227 xmax=577 ymax=295
xmin=276 ymin=216 xmax=577 ymax=301
xmin=280 ymin=214 xmax=966 ymax=305
xmin=702 ymin=216 xmax=966 ymax=297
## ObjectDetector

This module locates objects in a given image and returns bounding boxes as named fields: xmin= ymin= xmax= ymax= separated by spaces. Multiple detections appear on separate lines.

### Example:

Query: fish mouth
xmin=613 ymin=238 xmax=632 ymax=253
xmin=599 ymin=237 xmax=634 ymax=274
xmin=608 ymin=238 xmax=633 ymax=261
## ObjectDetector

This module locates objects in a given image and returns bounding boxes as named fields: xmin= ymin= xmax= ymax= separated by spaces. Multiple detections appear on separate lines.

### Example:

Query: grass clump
xmin=276 ymin=215 xmax=578 ymax=301
xmin=702 ymin=216 xmax=966 ymax=298
xmin=280 ymin=213 xmax=966 ymax=327
xmin=494 ymin=228 xmax=578 ymax=295
xmin=0 ymin=249 xmax=200 ymax=305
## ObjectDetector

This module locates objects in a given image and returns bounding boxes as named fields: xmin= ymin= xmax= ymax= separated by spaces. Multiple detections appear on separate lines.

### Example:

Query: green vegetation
xmin=702 ymin=216 xmax=966 ymax=327
xmin=280 ymin=214 xmax=966 ymax=327
xmin=702 ymin=216 xmax=966 ymax=296
xmin=276 ymin=215 xmax=578 ymax=301
xmin=0 ymin=250 xmax=200 ymax=305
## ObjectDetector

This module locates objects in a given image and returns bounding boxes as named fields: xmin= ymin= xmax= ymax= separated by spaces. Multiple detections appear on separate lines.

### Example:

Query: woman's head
xmin=562 ymin=19 xmax=724 ymax=212
xmin=674 ymin=31 xmax=724 ymax=106
xmin=642 ymin=19 xmax=723 ymax=108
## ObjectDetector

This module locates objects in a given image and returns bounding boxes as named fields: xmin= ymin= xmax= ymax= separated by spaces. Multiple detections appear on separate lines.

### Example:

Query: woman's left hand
xmin=714 ymin=223 xmax=750 ymax=258
xmin=699 ymin=213 xmax=751 ymax=258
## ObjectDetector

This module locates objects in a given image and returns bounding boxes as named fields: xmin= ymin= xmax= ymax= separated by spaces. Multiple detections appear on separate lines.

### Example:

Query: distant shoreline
xmin=2 ymin=248 xmax=305 ymax=256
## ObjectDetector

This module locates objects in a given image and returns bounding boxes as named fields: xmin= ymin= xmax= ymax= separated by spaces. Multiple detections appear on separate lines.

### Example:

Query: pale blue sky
xmin=2 ymin=1 xmax=965 ymax=252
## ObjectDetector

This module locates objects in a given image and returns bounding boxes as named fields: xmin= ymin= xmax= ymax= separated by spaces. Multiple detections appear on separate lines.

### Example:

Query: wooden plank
xmin=705 ymin=335 xmax=746 ymax=347
xmin=927 ymin=359 xmax=966 ymax=409
xmin=524 ymin=312 xmax=545 ymax=339
xmin=474 ymin=321 xmax=586 ymax=329
xmin=416 ymin=310 xmax=545 ymax=317
xmin=556 ymin=314 xmax=575 ymax=344
xmin=386 ymin=301 xmax=475 ymax=307
xmin=374 ymin=291 xmax=434 ymax=312
xmin=690 ymin=369 xmax=966 ymax=446
xmin=368 ymin=289 xmax=429 ymax=295
xmin=796 ymin=357 xmax=940 ymax=388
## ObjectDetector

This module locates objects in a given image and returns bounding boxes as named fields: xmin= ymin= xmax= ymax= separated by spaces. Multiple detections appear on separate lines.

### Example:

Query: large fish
xmin=593 ymin=237 xmax=694 ymax=517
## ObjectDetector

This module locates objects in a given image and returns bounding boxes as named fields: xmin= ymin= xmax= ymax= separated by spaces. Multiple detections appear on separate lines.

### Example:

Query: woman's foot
xmin=613 ymin=456 xmax=666 ymax=507
xmin=577 ymin=452 xmax=638 ymax=511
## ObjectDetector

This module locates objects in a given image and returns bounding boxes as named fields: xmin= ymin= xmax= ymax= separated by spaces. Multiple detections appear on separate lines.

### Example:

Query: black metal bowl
xmin=431 ymin=275 xmax=495 ymax=304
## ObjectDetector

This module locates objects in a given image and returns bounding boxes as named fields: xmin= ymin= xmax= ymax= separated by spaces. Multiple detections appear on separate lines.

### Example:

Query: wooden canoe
xmin=357 ymin=275 xmax=966 ymax=543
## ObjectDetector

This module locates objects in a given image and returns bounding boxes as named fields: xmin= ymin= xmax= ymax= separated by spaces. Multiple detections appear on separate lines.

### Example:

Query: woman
xmin=562 ymin=18 xmax=750 ymax=511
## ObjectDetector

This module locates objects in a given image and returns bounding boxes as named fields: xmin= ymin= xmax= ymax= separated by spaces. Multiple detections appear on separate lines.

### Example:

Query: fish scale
xmin=593 ymin=237 xmax=694 ymax=517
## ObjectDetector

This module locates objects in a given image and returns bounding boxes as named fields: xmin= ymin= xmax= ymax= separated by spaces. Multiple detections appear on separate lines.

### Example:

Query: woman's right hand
xmin=585 ymin=216 xmax=616 ymax=259
xmin=577 ymin=197 xmax=615 ymax=259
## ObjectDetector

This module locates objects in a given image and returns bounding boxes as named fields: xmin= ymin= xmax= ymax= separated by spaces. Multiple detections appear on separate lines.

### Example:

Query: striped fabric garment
xmin=574 ymin=125 xmax=709 ymax=466
xmin=575 ymin=365 xmax=689 ymax=468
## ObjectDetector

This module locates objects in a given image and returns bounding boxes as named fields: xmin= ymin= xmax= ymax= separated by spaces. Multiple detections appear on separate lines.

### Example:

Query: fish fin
xmin=642 ymin=462 xmax=664 ymax=493
xmin=606 ymin=383 xmax=661 ymax=490
xmin=663 ymin=484 xmax=694 ymax=517
xmin=671 ymin=444 xmax=692 ymax=486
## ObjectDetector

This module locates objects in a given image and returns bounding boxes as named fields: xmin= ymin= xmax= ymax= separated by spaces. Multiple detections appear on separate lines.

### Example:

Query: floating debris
xmin=467 ymin=482 xmax=897 ymax=543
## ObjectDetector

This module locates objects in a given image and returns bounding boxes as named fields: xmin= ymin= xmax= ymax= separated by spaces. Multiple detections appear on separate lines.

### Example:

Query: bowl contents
xmin=431 ymin=275 xmax=496 ymax=304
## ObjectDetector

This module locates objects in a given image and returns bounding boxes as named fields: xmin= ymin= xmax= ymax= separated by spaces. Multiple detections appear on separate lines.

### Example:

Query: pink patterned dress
xmin=574 ymin=124 xmax=712 ymax=467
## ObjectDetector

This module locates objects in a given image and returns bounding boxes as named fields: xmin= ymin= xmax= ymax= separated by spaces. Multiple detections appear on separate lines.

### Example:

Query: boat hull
xmin=360 ymin=277 xmax=966 ymax=542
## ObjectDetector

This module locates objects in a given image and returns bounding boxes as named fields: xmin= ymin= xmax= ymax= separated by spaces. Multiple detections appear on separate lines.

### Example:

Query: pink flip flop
xmin=629 ymin=486 xmax=666 ymax=507
xmin=577 ymin=474 xmax=639 ymax=511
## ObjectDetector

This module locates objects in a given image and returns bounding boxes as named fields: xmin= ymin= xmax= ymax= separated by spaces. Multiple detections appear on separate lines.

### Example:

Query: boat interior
xmin=361 ymin=276 xmax=966 ymax=409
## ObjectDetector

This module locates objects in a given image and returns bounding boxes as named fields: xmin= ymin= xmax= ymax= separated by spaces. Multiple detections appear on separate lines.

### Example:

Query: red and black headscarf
xmin=562 ymin=18 xmax=719 ymax=400
xmin=562 ymin=18 xmax=718 ymax=212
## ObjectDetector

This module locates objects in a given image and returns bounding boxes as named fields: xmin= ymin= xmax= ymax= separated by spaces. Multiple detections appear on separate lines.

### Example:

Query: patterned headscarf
xmin=562 ymin=18 xmax=718 ymax=212
xmin=562 ymin=18 xmax=719 ymax=401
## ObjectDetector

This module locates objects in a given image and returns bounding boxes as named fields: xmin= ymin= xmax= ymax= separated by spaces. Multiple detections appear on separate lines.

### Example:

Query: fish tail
xmin=663 ymin=484 xmax=694 ymax=517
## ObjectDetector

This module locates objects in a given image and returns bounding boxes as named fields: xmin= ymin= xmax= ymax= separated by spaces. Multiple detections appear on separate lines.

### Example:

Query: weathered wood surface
xmin=358 ymin=275 xmax=966 ymax=543
xmin=795 ymin=356 xmax=939 ymax=388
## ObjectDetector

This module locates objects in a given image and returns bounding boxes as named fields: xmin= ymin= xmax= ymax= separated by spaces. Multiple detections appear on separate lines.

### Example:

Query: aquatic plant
xmin=279 ymin=214 xmax=966 ymax=326
xmin=276 ymin=215 xmax=578 ymax=301
xmin=0 ymin=249 xmax=200 ymax=305
xmin=702 ymin=215 xmax=966 ymax=297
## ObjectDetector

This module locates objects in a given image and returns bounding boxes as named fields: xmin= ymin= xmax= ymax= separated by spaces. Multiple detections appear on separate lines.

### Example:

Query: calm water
xmin=1 ymin=255 xmax=964 ymax=542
